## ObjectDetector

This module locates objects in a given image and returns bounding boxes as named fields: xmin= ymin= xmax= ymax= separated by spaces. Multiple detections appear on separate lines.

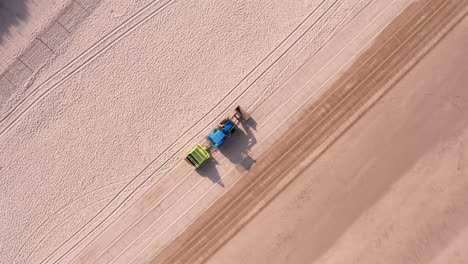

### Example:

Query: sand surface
xmin=207 ymin=9 xmax=468 ymax=264
xmin=1 ymin=0 xmax=467 ymax=263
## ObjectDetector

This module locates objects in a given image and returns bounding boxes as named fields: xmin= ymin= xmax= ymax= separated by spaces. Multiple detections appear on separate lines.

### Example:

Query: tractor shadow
xmin=196 ymin=118 xmax=258 ymax=187
xmin=219 ymin=117 xmax=257 ymax=172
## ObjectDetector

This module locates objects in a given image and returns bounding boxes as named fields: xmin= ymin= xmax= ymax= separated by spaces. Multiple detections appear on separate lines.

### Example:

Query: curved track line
xmin=28 ymin=0 xmax=366 ymax=262
xmin=19 ymin=179 xmax=155 ymax=264
xmin=23 ymin=177 xmax=150 ymax=259
xmin=144 ymin=0 xmax=445 ymax=260
xmin=35 ymin=1 xmax=337 ymax=263
xmin=50 ymin=1 xmax=388 ymax=262
xmin=128 ymin=1 xmax=420 ymax=260
xmin=0 ymin=0 xmax=176 ymax=137
xmin=32 ymin=0 xmax=392 ymax=262
xmin=74 ymin=2 xmax=355 ymax=264
xmin=90 ymin=1 xmax=404 ymax=262
xmin=74 ymin=167 xmax=206 ymax=263
xmin=32 ymin=3 xmax=335 ymax=258
xmin=94 ymin=3 xmax=379 ymax=263
xmin=13 ymin=179 xmax=131 ymax=262
xmin=0 ymin=0 xmax=170 ymax=129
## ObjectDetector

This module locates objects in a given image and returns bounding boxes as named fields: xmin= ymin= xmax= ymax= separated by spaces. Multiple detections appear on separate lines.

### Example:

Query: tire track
xmin=70 ymin=2 xmax=352 ymax=264
xmin=125 ymin=0 xmax=413 ymax=261
xmin=34 ymin=1 xmax=343 ymax=263
xmin=248 ymin=0 xmax=370 ymax=112
xmin=103 ymin=0 xmax=418 ymax=261
xmin=25 ymin=0 xmax=374 ymax=262
xmin=94 ymin=3 xmax=383 ymax=264
xmin=58 ymin=2 xmax=386 ymax=262
xmin=150 ymin=1 xmax=467 ymax=263
xmin=59 ymin=1 xmax=387 ymax=263
xmin=158 ymin=0 xmax=468 ymax=262
xmin=0 ymin=0 xmax=175 ymax=136
xmin=18 ymin=179 xmax=150 ymax=264
xmin=13 ymin=179 xmax=128 ymax=263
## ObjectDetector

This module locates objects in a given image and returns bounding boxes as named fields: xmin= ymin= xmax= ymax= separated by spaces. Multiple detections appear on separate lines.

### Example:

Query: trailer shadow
xmin=196 ymin=158 xmax=225 ymax=188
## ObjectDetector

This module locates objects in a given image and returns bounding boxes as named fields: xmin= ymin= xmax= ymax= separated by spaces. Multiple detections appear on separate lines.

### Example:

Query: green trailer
xmin=185 ymin=144 xmax=210 ymax=168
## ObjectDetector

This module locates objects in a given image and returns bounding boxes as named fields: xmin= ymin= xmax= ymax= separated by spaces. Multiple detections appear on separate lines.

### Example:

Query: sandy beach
xmin=1 ymin=0 xmax=467 ymax=263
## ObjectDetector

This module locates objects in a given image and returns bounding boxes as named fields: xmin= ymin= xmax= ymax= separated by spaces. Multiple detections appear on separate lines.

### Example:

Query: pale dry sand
xmin=1 ymin=0 xmax=369 ymax=263
xmin=2 ymin=0 xmax=467 ymax=263
xmin=207 ymin=12 xmax=468 ymax=264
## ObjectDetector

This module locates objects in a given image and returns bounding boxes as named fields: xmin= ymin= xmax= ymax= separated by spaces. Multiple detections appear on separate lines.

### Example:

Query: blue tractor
xmin=185 ymin=106 xmax=250 ymax=168
xmin=206 ymin=106 xmax=248 ymax=148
